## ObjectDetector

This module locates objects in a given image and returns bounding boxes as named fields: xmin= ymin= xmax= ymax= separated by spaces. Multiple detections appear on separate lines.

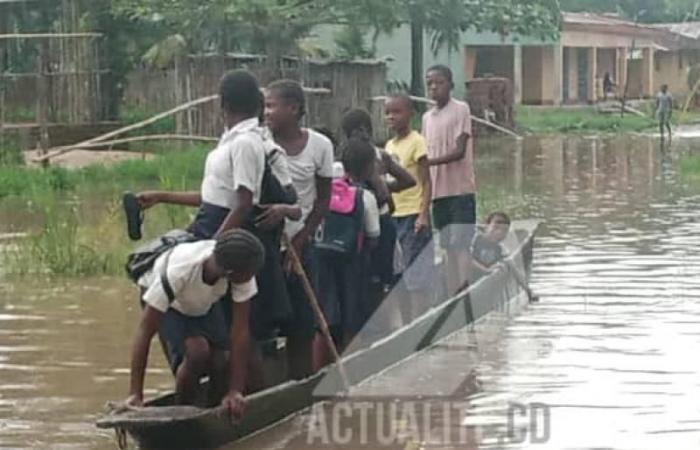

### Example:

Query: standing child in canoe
xmin=262 ymin=80 xmax=334 ymax=379
xmin=314 ymin=138 xmax=381 ymax=367
xmin=384 ymin=94 xmax=435 ymax=323
xmin=423 ymin=65 xmax=476 ymax=295
xmin=125 ymin=229 xmax=265 ymax=420
xmin=340 ymin=109 xmax=415 ymax=327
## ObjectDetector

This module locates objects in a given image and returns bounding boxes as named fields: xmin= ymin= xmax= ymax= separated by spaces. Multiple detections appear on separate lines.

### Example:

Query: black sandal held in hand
xmin=123 ymin=192 xmax=143 ymax=241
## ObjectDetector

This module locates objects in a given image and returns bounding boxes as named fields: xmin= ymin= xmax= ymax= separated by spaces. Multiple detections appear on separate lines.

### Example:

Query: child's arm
xmin=126 ymin=305 xmax=162 ymax=407
xmin=137 ymin=191 xmax=202 ymax=209
xmin=222 ymin=300 xmax=251 ymax=420
xmin=255 ymin=204 xmax=302 ymax=230
xmin=416 ymin=155 xmax=432 ymax=231
xmin=427 ymin=133 xmax=469 ymax=166
xmin=381 ymin=150 xmax=416 ymax=193
xmin=471 ymin=258 xmax=494 ymax=273
xmin=215 ymin=188 xmax=254 ymax=236
xmin=292 ymin=175 xmax=332 ymax=253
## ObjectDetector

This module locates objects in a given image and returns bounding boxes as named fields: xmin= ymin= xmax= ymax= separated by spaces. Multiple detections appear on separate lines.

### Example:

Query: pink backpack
xmin=316 ymin=177 xmax=365 ymax=254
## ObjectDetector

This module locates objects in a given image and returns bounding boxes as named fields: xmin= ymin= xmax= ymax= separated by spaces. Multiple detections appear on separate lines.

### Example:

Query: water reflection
xmin=2 ymin=133 xmax=700 ymax=449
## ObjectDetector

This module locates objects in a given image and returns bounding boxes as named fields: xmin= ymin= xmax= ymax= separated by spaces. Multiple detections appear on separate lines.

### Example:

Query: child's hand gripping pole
xmin=501 ymin=259 xmax=539 ymax=303
xmin=282 ymin=234 xmax=351 ymax=391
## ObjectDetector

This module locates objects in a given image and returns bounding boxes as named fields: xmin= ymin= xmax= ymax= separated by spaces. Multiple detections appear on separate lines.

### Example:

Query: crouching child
xmin=125 ymin=229 xmax=265 ymax=420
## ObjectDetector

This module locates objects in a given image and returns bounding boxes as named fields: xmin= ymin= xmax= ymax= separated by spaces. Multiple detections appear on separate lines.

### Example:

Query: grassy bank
xmin=0 ymin=145 xmax=528 ymax=277
xmin=0 ymin=146 xmax=206 ymax=277
xmin=516 ymin=106 xmax=700 ymax=134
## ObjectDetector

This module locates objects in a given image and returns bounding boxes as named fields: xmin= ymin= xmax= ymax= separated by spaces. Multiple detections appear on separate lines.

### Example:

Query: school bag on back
xmin=125 ymin=229 xmax=197 ymax=283
xmin=315 ymin=177 xmax=365 ymax=254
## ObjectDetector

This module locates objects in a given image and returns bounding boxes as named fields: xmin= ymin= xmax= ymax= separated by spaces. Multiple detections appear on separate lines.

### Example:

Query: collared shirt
xmin=422 ymin=98 xmax=476 ymax=199
xmin=138 ymin=240 xmax=257 ymax=317
xmin=200 ymin=118 xmax=266 ymax=208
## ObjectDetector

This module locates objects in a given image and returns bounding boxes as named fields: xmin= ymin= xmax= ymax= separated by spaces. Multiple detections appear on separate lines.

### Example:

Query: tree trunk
xmin=410 ymin=19 xmax=424 ymax=97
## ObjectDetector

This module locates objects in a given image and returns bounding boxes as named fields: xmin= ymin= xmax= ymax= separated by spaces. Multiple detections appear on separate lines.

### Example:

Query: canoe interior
xmin=96 ymin=221 xmax=538 ymax=450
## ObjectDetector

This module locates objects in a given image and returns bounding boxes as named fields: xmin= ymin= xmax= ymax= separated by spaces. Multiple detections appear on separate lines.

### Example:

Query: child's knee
xmin=183 ymin=337 xmax=212 ymax=372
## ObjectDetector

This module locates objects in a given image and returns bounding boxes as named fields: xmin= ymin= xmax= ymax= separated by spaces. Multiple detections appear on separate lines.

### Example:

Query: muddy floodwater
xmin=3 ymin=133 xmax=700 ymax=449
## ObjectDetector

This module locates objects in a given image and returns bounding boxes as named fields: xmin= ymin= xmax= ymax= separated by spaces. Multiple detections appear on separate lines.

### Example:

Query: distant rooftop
xmin=653 ymin=22 xmax=700 ymax=40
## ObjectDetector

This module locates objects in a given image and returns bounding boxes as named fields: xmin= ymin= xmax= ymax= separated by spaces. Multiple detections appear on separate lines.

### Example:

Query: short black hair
xmin=426 ymin=64 xmax=454 ymax=86
xmin=219 ymin=70 xmax=261 ymax=117
xmin=485 ymin=211 xmax=511 ymax=226
xmin=267 ymin=79 xmax=306 ymax=119
xmin=387 ymin=93 xmax=412 ymax=110
xmin=341 ymin=108 xmax=373 ymax=140
xmin=214 ymin=229 xmax=266 ymax=274
xmin=341 ymin=137 xmax=375 ymax=178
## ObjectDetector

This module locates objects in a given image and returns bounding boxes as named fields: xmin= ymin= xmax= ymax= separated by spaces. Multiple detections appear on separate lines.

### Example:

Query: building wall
xmin=522 ymin=47 xmax=543 ymax=103
xmin=312 ymin=25 xmax=553 ymax=99
xmin=597 ymin=48 xmax=617 ymax=79
xmin=655 ymin=50 xmax=700 ymax=102
xmin=521 ymin=46 xmax=557 ymax=104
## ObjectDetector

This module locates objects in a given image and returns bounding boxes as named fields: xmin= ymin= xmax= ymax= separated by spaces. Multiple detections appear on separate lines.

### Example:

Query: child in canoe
xmin=125 ymin=229 xmax=265 ymax=420
xmin=471 ymin=212 xmax=537 ymax=302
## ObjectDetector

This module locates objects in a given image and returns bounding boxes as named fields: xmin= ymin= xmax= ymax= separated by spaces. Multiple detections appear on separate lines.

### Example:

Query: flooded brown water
xmin=3 ymin=132 xmax=700 ymax=449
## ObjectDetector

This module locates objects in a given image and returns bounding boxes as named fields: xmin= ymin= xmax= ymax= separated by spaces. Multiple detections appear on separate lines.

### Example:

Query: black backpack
xmin=125 ymin=229 xmax=197 ymax=283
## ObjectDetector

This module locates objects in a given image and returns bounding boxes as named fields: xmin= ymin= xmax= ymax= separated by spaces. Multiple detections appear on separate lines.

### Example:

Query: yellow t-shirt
xmin=385 ymin=130 xmax=428 ymax=218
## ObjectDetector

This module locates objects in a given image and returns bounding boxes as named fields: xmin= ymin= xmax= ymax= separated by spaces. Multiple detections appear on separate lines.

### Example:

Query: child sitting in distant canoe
xmin=125 ymin=229 xmax=265 ymax=420
xmin=471 ymin=212 xmax=537 ymax=302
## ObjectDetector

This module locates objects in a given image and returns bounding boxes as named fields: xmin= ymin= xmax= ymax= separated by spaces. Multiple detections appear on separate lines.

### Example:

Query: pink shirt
xmin=422 ymin=98 xmax=475 ymax=199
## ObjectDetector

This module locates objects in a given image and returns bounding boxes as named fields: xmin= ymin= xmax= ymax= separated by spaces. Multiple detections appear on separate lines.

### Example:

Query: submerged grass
xmin=516 ymin=106 xmax=700 ymax=134
xmin=517 ymin=106 xmax=655 ymax=134
xmin=1 ymin=146 xmax=207 ymax=277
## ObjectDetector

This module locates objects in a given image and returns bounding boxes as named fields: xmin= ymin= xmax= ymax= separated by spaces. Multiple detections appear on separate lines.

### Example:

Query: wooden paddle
xmin=282 ymin=234 xmax=350 ymax=391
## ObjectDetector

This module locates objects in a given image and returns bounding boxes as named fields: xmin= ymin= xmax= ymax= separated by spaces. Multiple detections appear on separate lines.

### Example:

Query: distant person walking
xmin=656 ymin=84 xmax=673 ymax=140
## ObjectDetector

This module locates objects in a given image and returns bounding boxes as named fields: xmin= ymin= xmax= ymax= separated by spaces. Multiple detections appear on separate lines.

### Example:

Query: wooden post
xmin=36 ymin=41 xmax=50 ymax=168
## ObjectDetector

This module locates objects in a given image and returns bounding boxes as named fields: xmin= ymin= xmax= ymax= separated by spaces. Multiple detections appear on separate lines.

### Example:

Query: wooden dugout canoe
xmin=97 ymin=221 xmax=539 ymax=450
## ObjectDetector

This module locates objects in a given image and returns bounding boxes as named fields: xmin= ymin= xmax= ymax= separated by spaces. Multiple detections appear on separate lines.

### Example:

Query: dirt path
xmin=24 ymin=149 xmax=155 ymax=169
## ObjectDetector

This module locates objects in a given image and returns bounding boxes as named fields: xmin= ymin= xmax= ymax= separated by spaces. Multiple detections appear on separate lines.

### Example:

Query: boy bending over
xmin=125 ymin=229 xmax=265 ymax=420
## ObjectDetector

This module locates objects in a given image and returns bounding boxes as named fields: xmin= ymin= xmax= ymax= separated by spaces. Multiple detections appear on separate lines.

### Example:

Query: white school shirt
xmin=283 ymin=129 xmax=334 ymax=238
xmin=330 ymin=162 xmax=381 ymax=239
xmin=138 ymin=240 xmax=257 ymax=317
xmin=201 ymin=119 xmax=292 ymax=209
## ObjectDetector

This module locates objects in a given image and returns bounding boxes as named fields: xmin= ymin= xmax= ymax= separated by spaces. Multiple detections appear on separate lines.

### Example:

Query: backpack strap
xmin=160 ymin=249 xmax=176 ymax=304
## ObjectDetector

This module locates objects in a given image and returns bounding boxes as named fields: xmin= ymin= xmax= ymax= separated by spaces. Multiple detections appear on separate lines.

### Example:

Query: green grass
xmin=0 ymin=146 xmax=207 ymax=277
xmin=0 ymin=144 xmax=207 ymax=199
xmin=516 ymin=106 xmax=700 ymax=134
xmin=516 ymin=106 xmax=656 ymax=134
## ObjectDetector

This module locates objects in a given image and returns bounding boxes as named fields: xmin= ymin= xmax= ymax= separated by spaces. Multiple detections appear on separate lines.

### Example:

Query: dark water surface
xmin=2 ymin=133 xmax=700 ymax=449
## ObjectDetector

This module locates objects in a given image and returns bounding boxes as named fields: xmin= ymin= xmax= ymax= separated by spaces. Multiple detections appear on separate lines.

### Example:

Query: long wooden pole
xmin=281 ymin=234 xmax=350 ymax=390
xmin=32 ymin=134 xmax=218 ymax=157
xmin=32 ymin=94 xmax=219 ymax=163
xmin=32 ymin=86 xmax=331 ymax=163
xmin=371 ymin=95 xmax=522 ymax=139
